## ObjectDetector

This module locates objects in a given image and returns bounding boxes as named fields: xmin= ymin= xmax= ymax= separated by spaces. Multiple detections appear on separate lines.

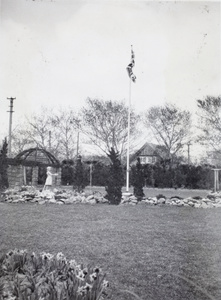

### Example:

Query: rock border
xmin=121 ymin=192 xmax=221 ymax=208
xmin=1 ymin=186 xmax=108 ymax=205
xmin=1 ymin=187 xmax=221 ymax=208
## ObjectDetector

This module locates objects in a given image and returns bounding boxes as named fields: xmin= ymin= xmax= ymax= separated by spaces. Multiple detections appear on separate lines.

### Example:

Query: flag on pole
xmin=126 ymin=46 xmax=136 ymax=82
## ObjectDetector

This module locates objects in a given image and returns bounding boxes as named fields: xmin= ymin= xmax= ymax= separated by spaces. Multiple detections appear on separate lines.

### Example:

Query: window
xmin=140 ymin=157 xmax=146 ymax=164
xmin=152 ymin=156 xmax=157 ymax=163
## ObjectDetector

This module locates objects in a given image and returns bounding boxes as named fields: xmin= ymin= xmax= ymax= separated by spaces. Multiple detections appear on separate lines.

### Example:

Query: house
xmin=130 ymin=142 xmax=168 ymax=165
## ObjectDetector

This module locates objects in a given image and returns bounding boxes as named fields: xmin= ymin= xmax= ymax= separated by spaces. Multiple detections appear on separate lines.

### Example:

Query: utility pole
xmin=7 ymin=97 xmax=16 ymax=157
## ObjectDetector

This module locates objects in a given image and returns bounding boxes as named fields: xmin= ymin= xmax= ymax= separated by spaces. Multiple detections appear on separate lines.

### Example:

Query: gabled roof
xmin=130 ymin=142 xmax=167 ymax=163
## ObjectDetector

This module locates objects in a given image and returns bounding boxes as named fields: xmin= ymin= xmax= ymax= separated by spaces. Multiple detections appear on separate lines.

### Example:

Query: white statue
xmin=43 ymin=166 xmax=58 ymax=191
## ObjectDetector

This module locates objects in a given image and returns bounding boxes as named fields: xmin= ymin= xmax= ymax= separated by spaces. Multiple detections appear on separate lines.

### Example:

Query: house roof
xmin=130 ymin=142 xmax=167 ymax=163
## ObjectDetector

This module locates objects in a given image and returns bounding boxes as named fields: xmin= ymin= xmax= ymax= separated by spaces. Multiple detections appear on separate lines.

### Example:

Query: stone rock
xmin=48 ymin=199 xmax=57 ymax=204
xmin=158 ymin=198 xmax=166 ymax=204
xmin=56 ymin=201 xmax=64 ymax=205
xmin=88 ymin=199 xmax=96 ymax=205
xmin=86 ymin=195 xmax=95 ymax=201
xmin=62 ymin=199 xmax=73 ymax=204
xmin=38 ymin=200 xmax=46 ymax=205
xmin=201 ymin=202 xmax=208 ymax=208
xmin=30 ymin=198 xmax=38 ymax=203
xmin=55 ymin=194 xmax=65 ymax=200
xmin=177 ymin=201 xmax=184 ymax=207
xmin=12 ymin=199 xmax=20 ymax=203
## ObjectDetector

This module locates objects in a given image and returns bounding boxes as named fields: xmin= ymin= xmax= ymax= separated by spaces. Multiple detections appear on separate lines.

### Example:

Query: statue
xmin=43 ymin=166 xmax=58 ymax=191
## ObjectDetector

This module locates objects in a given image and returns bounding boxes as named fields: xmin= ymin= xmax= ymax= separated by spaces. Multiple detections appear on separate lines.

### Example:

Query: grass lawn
xmin=0 ymin=202 xmax=221 ymax=300
xmin=85 ymin=186 xmax=211 ymax=199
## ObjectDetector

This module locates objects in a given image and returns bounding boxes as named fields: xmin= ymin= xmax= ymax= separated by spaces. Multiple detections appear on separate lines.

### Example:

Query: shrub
xmin=0 ymin=138 xmax=8 ymax=190
xmin=192 ymin=196 xmax=203 ymax=200
xmin=131 ymin=158 xmax=145 ymax=200
xmin=61 ymin=159 xmax=74 ymax=185
xmin=170 ymin=195 xmax=184 ymax=200
xmin=91 ymin=162 xmax=109 ymax=186
xmin=0 ymin=249 xmax=109 ymax=300
xmin=105 ymin=148 xmax=124 ymax=205
xmin=73 ymin=156 xmax=88 ymax=192
xmin=156 ymin=194 xmax=166 ymax=199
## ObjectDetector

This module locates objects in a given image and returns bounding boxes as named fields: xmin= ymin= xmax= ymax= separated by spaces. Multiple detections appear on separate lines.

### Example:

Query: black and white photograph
xmin=0 ymin=0 xmax=220 ymax=299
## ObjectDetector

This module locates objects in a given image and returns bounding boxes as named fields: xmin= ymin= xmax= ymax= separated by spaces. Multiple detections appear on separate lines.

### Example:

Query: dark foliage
xmin=73 ymin=156 xmax=88 ymax=192
xmin=156 ymin=194 xmax=166 ymax=199
xmin=0 ymin=139 xmax=8 ymax=190
xmin=90 ymin=162 xmax=109 ymax=186
xmin=61 ymin=159 xmax=74 ymax=185
xmin=105 ymin=148 xmax=124 ymax=205
xmin=131 ymin=157 xmax=145 ymax=200
xmin=133 ymin=160 xmax=215 ymax=190
xmin=38 ymin=166 xmax=47 ymax=185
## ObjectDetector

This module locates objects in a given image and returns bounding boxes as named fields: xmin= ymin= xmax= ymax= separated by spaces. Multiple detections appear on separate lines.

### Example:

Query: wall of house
xmin=139 ymin=156 xmax=158 ymax=164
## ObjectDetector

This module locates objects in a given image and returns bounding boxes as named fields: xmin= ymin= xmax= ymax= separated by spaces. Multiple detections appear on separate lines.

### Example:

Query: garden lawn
xmin=0 ymin=203 xmax=221 ymax=300
xmin=84 ymin=186 xmax=211 ymax=199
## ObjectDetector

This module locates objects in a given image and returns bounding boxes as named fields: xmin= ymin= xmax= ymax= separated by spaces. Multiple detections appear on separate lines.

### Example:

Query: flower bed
xmin=121 ymin=192 xmax=221 ymax=208
xmin=1 ymin=186 xmax=221 ymax=208
xmin=1 ymin=186 xmax=108 ymax=205
xmin=0 ymin=249 xmax=109 ymax=300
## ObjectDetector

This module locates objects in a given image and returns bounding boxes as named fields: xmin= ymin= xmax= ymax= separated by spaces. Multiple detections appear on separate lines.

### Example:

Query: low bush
xmin=156 ymin=194 xmax=166 ymax=199
xmin=105 ymin=148 xmax=124 ymax=205
xmin=0 ymin=138 xmax=8 ymax=190
xmin=192 ymin=196 xmax=203 ymax=200
xmin=0 ymin=249 xmax=109 ymax=300
xmin=131 ymin=158 xmax=145 ymax=200
xmin=169 ymin=195 xmax=183 ymax=200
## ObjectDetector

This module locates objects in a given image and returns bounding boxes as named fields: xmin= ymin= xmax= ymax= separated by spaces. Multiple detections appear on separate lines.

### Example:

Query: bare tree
xmin=143 ymin=103 xmax=191 ymax=160
xmin=81 ymin=98 xmax=140 ymax=158
xmin=11 ymin=107 xmax=79 ymax=160
xmin=11 ymin=107 xmax=54 ymax=156
xmin=50 ymin=109 xmax=80 ymax=160
xmin=197 ymin=96 xmax=221 ymax=152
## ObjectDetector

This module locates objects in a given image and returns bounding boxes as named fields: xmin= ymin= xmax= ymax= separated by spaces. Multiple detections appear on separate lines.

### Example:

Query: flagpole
xmin=126 ymin=65 xmax=132 ymax=192
xmin=125 ymin=45 xmax=135 ymax=193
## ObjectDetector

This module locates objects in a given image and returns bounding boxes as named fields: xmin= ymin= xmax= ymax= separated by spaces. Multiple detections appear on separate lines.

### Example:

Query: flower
xmin=69 ymin=259 xmax=77 ymax=269
xmin=56 ymin=252 xmax=67 ymax=263
xmin=31 ymin=252 xmax=36 ymax=258
xmin=76 ymin=270 xmax=86 ymax=281
xmin=85 ymin=282 xmax=92 ymax=291
xmin=77 ymin=286 xmax=86 ymax=296
xmin=90 ymin=272 xmax=97 ymax=281
xmin=77 ymin=283 xmax=92 ymax=295
xmin=94 ymin=267 xmax=100 ymax=273
xmin=41 ymin=252 xmax=54 ymax=260
xmin=83 ymin=268 xmax=88 ymax=275
xmin=102 ymin=279 xmax=109 ymax=288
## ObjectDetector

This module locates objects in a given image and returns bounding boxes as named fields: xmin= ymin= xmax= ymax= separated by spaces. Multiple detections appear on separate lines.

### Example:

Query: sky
xmin=0 ymin=0 xmax=220 ymax=154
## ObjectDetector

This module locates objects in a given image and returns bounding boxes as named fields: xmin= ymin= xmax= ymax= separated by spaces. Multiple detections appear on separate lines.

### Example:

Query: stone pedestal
xmin=32 ymin=167 xmax=39 ymax=186
xmin=8 ymin=165 xmax=23 ymax=187
xmin=56 ymin=168 xmax=61 ymax=186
